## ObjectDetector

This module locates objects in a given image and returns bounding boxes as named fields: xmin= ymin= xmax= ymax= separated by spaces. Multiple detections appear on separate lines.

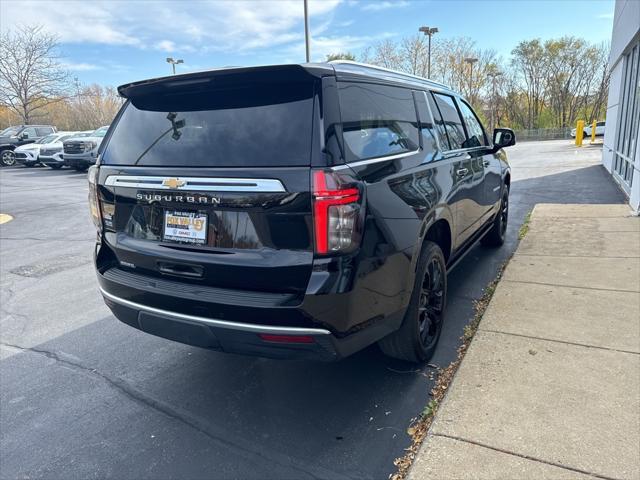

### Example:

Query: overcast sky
xmin=0 ymin=0 xmax=616 ymax=87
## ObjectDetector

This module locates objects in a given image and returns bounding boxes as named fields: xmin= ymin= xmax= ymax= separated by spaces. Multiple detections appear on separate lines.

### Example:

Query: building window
xmin=613 ymin=41 xmax=640 ymax=192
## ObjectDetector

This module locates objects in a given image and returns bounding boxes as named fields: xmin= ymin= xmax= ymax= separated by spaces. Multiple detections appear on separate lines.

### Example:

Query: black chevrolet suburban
xmin=91 ymin=62 xmax=514 ymax=362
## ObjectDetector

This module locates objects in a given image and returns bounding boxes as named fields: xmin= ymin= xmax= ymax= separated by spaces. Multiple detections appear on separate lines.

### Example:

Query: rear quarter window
xmin=338 ymin=82 xmax=419 ymax=162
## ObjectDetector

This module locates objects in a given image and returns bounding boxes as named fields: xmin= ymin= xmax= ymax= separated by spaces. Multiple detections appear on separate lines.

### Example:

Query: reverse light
xmin=87 ymin=165 xmax=102 ymax=231
xmin=312 ymin=170 xmax=361 ymax=255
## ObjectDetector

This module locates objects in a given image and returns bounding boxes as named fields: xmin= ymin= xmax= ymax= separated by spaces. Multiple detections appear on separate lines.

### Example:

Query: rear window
xmin=338 ymin=82 xmax=419 ymax=162
xmin=101 ymin=83 xmax=314 ymax=167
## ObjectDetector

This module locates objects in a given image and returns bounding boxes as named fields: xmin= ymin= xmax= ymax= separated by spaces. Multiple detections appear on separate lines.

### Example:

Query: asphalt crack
xmin=0 ymin=341 xmax=354 ymax=480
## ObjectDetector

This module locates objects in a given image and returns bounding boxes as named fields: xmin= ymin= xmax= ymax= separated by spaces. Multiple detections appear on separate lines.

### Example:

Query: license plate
xmin=163 ymin=210 xmax=207 ymax=245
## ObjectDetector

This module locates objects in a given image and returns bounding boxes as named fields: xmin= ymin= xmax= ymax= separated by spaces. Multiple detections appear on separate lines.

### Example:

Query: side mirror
xmin=492 ymin=128 xmax=515 ymax=151
xmin=20 ymin=132 xmax=29 ymax=140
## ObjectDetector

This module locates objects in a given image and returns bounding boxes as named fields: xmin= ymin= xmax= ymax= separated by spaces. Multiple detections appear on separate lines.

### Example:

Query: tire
xmin=481 ymin=187 xmax=509 ymax=247
xmin=378 ymin=241 xmax=447 ymax=363
xmin=73 ymin=165 xmax=87 ymax=172
xmin=49 ymin=164 xmax=62 ymax=170
xmin=0 ymin=149 xmax=16 ymax=167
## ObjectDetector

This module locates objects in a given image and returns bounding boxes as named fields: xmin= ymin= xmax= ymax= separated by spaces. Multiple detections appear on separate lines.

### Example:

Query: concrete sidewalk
xmin=409 ymin=204 xmax=640 ymax=480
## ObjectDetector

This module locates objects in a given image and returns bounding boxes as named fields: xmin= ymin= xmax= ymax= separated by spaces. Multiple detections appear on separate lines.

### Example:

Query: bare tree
xmin=326 ymin=52 xmax=356 ymax=61
xmin=0 ymin=25 xmax=71 ymax=124
xmin=510 ymin=39 xmax=546 ymax=128
xmin=43 ymin=84 xmax=123 ymax=130
xmin=399 ymin=35 xmax=428 ymax=76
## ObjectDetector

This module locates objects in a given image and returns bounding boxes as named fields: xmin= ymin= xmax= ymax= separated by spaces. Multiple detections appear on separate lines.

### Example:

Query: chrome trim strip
xmin=332 ymin=150 xmax=420 ymax=170
xmin=104 ymin=175 xmax=286 ymax=192
xmin=100 ymin=288 xmax=332 ymax=336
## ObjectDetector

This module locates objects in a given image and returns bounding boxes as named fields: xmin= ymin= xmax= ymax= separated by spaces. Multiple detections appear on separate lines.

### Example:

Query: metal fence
xmin=514 ymin=128 xmax=573 ymax=142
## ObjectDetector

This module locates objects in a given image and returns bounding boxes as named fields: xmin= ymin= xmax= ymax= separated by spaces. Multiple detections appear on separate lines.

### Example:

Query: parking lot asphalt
xmin=0 ymin=141 xmax=626 ymax=480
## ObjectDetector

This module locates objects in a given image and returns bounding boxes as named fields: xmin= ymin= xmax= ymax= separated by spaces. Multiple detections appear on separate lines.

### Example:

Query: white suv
xmin=40 ymin=131 xmax=93 ymax=169
xmin=14 ymin=132 xmax=77 ymax=167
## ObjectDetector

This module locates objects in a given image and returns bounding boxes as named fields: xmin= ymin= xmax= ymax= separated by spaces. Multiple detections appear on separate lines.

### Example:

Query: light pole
xmin=464 ymin=57 xmax=478 ymax=103
xmin=166 ymin=57 xmax=184 ymax=75
xmin=304 ymin=0 xmax=310 ymax=62
xmin=487 ymin=71 xmax=502 ymax=131
xmin=418 ymin=26 xmax=438 ymax=78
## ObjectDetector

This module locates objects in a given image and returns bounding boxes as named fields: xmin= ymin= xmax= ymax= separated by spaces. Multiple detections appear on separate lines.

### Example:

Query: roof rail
xmin=328 ymin=60 xmax=451 ymax=90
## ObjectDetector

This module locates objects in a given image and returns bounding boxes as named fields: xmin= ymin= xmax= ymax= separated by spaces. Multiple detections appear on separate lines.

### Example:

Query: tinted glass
xmin=92 ymin=127 xmax=109 ymax=137
xmin=37 ymin=134 xmax=58 ymax=144
xmin=1 ymin=126 xmax=21 ymax=136
xmin=413 ymin=91 xmax=438 ymax=155
xmin=22 ymin=127 xmax=37 ymax=138
xmin=339 ymin=82 xmax=419 ymax=162
xmin=102 ymin=82 xmax=314 ymax=167
xmin=597 ymin=121 xmax=606 ymax=126
xmin=427 ymin=93 xmax=451 ymax=150
xmin=36 ymin=127 xmax=53 ymax=136
xmin=457 ymin=100 xmax=487 ymax=147
xmin=432 ymin=93 xmax=466 ymax=150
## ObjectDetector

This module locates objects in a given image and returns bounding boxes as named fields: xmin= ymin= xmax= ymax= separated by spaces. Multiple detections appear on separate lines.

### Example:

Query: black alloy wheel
xmin=418 ymin=257 xmax=446 ymax=350
xmin=481 ymin=187 xmax=509 ymax=247
xmin=378 ymin=241 xmax=447 ymax=363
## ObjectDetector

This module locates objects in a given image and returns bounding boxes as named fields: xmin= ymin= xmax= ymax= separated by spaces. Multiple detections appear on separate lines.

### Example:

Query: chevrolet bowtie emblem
xmin=162 ymin=178 xmax=186 ymax=189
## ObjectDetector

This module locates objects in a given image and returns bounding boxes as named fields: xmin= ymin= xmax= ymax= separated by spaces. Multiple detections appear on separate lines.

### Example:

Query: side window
xmin=432 ymin=93 xmax=467 ymax=150
xmin=21 ymin=127 xmax=37 ymax=139
xmin=457 ymin=100 xmax=487 ymax=147
xmin=413 ymin=91 xmax=438 ymax=154
xmin=427 ymin=92 xmax=451 ymax=150
xmin=338 ymin=82 xmax=419 ymax=162
xmin=597 ymin=121 xmax=606 ymax=127
xmin=36 ymin=127 xmax=53 ymax=136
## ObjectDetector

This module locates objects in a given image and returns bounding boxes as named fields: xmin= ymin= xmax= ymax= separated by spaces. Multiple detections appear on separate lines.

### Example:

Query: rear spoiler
xmin=117 ymin=63 xmax=334 ymax=99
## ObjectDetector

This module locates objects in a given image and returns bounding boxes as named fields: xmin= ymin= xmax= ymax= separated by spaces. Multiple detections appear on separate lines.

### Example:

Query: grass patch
xmin=518 ymin=211 xmax=532 ymax=239
xmin=390 ymin=261 xmax=509 ymax=480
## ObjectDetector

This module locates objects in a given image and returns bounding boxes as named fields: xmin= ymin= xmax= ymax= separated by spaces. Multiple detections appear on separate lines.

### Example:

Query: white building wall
xmin=602 ymin=0 xmax=640 ymax=213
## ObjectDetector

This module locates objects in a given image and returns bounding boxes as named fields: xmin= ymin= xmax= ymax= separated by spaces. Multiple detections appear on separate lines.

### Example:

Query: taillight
xmin=87 ymin=165 xmax=102 ymax=231
xmin=312 ymin=170 xmax=362 ymax=255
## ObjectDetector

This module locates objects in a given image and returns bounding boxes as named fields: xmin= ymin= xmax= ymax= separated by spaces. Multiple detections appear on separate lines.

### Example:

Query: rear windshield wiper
xmin=133 ymin=112 xmax=185 ymax=165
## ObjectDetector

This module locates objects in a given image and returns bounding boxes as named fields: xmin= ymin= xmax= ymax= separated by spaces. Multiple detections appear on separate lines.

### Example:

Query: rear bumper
xmin=97 ymin=262 xmax=406 ymax=361
xmin=100 ymin=287 xmax=343 ymax=360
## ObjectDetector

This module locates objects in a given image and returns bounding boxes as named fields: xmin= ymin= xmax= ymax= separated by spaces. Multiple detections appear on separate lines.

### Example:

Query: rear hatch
xmin=98 ymin=66 xmax=321 ymax=295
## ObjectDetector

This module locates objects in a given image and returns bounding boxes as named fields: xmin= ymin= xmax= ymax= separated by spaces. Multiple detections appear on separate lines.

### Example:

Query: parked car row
xmin=0 ymin=125 xmax=110 ymax=170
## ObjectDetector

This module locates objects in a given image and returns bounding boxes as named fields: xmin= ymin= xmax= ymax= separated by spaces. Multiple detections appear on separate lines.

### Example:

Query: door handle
xmin=456 ymin=168 xmax=468 ymax=176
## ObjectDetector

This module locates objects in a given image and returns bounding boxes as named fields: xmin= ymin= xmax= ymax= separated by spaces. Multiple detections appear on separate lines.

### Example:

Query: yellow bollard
xmin=575 ymin=120 xmax=584 ymax=147
xmin=591 ymin=121 xmax=597 ymax=143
